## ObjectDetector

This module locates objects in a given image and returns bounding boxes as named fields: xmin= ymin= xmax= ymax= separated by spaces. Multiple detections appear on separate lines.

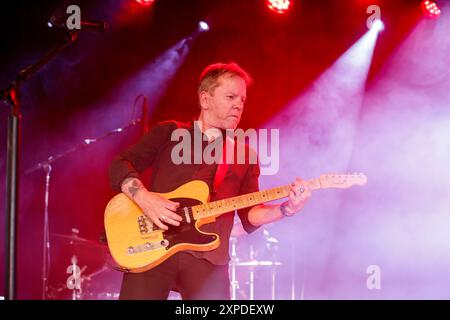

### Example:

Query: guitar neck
xmin=192 ymin=178 xmax=322 ymax=220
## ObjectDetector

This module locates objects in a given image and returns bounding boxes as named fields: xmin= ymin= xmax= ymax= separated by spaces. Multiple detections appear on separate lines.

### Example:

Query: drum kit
xmin=46 ymin=228 xmax=121 ymax=300
xmin=229 ymin=219 xmax=283 ymax=300
xmin=47 ymin=220 xmax=284 ymax=300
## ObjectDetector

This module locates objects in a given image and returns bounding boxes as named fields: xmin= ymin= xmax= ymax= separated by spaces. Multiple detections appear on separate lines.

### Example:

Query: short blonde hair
xmin=198 ymin=62 xmax=253 ymax=95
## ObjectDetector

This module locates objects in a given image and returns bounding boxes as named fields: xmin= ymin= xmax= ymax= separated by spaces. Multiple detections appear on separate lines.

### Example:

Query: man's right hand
xmin=121 ymin=178 xmax=182 ymax=230
xmin=134 ymin=189 xmax=182 ymax=230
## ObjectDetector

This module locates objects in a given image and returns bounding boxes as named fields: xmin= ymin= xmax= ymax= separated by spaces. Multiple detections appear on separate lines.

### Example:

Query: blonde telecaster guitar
xmin=104 ymin=173 xmax=367 ymax=273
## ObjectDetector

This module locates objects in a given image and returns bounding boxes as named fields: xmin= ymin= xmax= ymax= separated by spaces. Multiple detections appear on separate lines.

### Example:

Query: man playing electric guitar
xmin=108 ymin=62 xmax=311 ymax=300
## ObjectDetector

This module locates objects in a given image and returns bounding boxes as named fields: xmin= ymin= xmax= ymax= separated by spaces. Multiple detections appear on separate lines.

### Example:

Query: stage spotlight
xmin=372 ymin=19 xmax=384 ymax=32
xmin=135 ymin=0 xmax=155 ymax=6
xmin=266 ymin=0 xmax=292 ymax=15
xmin=421 ymin=1 xmax=441 ymax=18
xmin=198 ymin=21 xmax=210 ymax=32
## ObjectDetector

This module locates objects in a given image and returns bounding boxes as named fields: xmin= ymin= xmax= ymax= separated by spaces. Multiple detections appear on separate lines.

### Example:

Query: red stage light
xmin=135 ymin=0 xmax=155 ymax=6
xmin=266 ymin=0 xmax=292 ymax=14
xmin=421 ymin=0 xmax=441 ymax=18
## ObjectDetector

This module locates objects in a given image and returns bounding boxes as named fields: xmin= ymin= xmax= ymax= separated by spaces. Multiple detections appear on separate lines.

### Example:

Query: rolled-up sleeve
xmin=109 ymin=121 xmax=174 ymax=192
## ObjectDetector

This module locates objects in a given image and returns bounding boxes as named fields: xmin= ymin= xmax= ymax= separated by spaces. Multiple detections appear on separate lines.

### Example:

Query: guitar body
xmin=104 ymin=180 xmax=219 ymax=273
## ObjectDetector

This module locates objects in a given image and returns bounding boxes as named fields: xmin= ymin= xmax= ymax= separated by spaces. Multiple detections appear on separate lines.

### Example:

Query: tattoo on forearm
xmin=128 ymin=179 xmax=142 ymax=198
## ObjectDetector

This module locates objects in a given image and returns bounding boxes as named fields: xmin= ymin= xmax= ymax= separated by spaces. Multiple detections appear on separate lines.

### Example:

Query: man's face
xmin=200 ymin=74 xmax=247 ymax=130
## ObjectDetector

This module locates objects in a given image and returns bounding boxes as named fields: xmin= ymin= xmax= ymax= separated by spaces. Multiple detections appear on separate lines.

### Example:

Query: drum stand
xmin=229 ymin=236 xmax=239 ymax=300
xmin=264 ymin=230 xmax=279 ymax=300
xmin=66 ymin=255 xmax=83 ymax=300
xmin=248 ymin=245 xmax=256 ymax=300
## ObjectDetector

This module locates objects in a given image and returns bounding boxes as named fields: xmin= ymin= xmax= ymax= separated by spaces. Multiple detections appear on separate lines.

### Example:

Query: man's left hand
xmin=284 ymin=177 xmax=312 ymax=215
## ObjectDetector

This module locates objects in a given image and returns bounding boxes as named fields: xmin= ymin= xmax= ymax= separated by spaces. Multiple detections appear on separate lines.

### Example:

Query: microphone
xmin=78 ymin=20 xmax=109 ymax=33
xmin=141 ymin=96 xmax=149 ymax=134
xmin=48 ymin=14 xmax=109 ymax=34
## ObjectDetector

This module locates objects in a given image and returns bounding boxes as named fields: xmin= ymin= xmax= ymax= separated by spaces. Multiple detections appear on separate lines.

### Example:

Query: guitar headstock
xmin=318 ymin=173 xmax=367 ymax=189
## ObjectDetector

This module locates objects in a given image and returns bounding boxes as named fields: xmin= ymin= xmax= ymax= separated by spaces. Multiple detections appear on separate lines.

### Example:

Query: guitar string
xmin=170 ymin=186 xmax=291 ymax=219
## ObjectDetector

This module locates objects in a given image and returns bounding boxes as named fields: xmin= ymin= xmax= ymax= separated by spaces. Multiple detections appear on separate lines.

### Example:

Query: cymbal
xmin=51 ymin=233 xmax=104 ymax=248
xmin=236 ymin=260 xmax=282 ymax=267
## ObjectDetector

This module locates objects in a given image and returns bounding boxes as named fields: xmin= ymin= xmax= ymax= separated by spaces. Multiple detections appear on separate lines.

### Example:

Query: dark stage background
xmin=1 ymin=0 xmax=449 ymax=299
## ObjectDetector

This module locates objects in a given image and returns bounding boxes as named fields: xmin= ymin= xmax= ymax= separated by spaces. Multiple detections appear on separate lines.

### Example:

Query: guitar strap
xmin=212 ymin=135 xmax=233 ymax=194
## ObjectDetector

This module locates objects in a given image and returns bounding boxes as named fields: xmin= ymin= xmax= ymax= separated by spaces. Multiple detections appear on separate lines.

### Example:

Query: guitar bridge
xmin=137 ymin=215 xmax=157 ymax=235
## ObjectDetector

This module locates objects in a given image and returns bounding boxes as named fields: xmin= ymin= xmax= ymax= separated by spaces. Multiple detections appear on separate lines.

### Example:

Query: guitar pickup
xmin=127 ymin=239 xmax=169 ymax=255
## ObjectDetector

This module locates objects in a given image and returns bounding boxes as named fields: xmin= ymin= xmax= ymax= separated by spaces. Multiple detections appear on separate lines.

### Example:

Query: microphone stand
xmin=26 ymin=115 xmax=144 ymax=300
xmin=0 ymin=30 xmax=80 ymax=300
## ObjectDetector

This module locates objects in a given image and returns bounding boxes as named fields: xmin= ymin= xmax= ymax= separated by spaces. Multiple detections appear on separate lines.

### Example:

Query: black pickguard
xmin=161 ymin=197 xmax=217 ymax=249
